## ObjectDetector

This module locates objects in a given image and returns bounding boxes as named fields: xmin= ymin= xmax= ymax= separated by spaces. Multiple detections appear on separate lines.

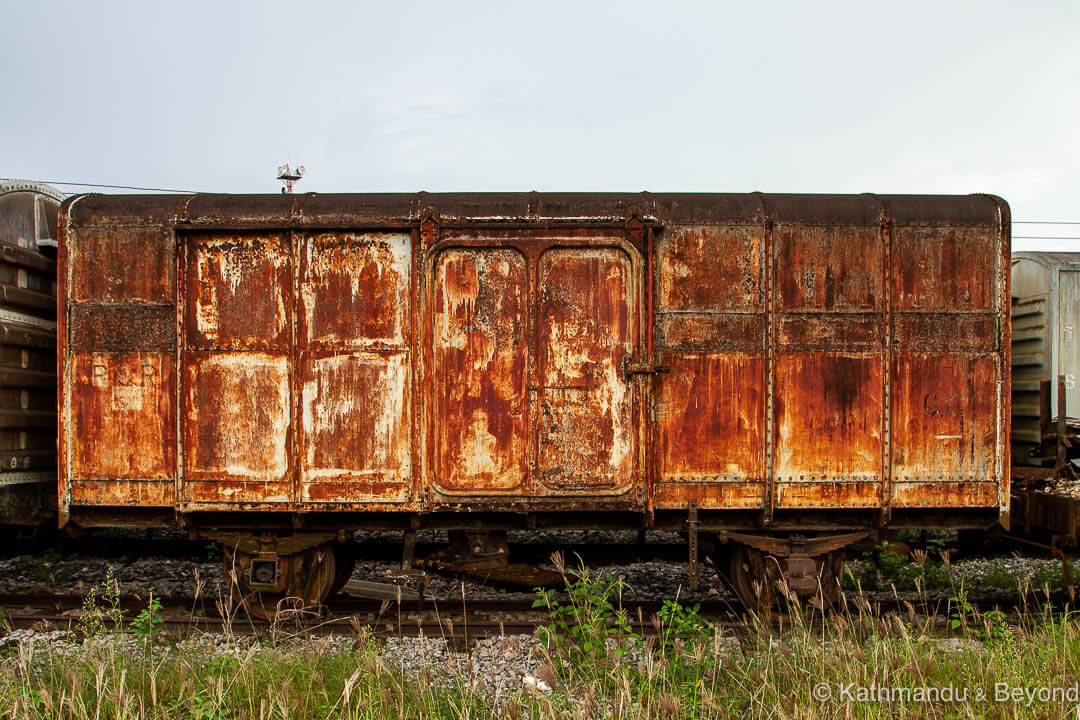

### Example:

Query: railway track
xmin=0 ymin=592 xmax=733 ymax=619
xmin=3 ymin=612 xmax=549 ymax=640
xmin=1 ymin=588 xmax=1068 ymax=642
xmin=0 ymin=594 xmax=741 ymax=640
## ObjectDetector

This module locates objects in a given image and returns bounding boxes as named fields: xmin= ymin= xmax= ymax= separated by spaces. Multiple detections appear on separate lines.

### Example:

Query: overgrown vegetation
xmin=76 ymin=566 xmax=124 ymax=639
xmin=844 ymin=541 xmax=1080 ymax=594
xmin=2 ymin=552 xmax=1080 ymax=718
xmin=27 ymin=548 xmax=76 ymax=583
xmin=130 ymin=595 xmax=163 ymax=645
xmin=533 ymin=553 xmax=643 ymax=667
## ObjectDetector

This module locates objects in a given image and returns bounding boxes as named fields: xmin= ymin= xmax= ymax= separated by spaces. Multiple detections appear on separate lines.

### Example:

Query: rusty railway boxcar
xmin=58 ymin=192 xmax=1010 ymax=613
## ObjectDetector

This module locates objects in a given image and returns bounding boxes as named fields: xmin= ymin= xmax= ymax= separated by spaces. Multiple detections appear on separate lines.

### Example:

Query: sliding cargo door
xmin=429 ymin=238 xmax=641 ymax=500
xmin=431 ymin=248 xmax=530 ymax=492
xmin=180 ymin=231 xmax=414 ymax=508
xmin=536 ymin=248 xmax=635 ymax=491
xmin=181 ymin=234 xmax=294 ymax=504
xmin=297 ymin=232 xmax=412 ymax=504
xmin=1056 ymin=266 xmax=1080 ymax=420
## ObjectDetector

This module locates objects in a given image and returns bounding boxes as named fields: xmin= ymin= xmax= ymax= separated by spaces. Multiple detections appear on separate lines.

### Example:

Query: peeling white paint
xmin=112 ymin=384 xmax=143 ymax=411
xmin=193 ymin=237 xmax=290 ymax=344
xmin=301 ymin=352 xmax=411 ymax=479
xmin=301 ymin=232 xmax=410 ymax=346
xmin=187 ymin=352 xmax=290 ymax=479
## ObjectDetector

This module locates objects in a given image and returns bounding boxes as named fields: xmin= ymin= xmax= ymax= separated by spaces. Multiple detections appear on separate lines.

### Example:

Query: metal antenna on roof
xmin=277 ymin=163 xmax=305 ymax=194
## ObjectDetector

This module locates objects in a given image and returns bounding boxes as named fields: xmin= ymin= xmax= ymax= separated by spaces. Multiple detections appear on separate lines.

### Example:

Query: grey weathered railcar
xmin=1012 ymin=252 xmax=1080 ymax=466
xmin=0 ymin=181 xmax=60 ymax=527
xmin=58 ymin=192 xmax=1010 ymax=613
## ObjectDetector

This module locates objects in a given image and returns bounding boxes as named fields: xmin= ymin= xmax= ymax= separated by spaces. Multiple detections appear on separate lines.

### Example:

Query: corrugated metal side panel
xmin=1011 ymin=295 xmax=1049 ymax=466
xmin=0 ymin=189 xmax=59 ymax=523
xmin=1057 ymin=270 xmax=1080 ymax=418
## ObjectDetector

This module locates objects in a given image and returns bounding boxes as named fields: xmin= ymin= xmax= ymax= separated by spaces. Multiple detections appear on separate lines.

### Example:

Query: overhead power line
xmin=22 ymin=180 xmax=199 ymax=193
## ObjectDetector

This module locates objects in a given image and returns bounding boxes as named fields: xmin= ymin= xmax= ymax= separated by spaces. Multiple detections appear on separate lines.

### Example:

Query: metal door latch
xmin=625 ymin=361 xmax=671 ymax=377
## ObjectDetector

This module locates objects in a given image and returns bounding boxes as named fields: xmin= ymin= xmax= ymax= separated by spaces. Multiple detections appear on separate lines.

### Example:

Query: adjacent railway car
xmin=1011 ymin=252 xmax=1080 ymax=466
xmin=58 ymin=192 xmax=1010 ymax=613
xmin=0 ymin=181 xmax=60 ymax=528
xmin=1008 ymin=252 xmax=1080 ymax=564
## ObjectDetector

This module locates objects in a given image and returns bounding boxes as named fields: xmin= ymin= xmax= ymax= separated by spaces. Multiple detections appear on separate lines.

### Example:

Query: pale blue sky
xmin=3 ymin=0 xmax=1077 ymax=250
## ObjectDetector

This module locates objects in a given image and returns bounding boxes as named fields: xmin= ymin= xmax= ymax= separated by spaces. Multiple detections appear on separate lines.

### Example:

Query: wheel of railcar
xmin=813 ymin=551 xmax=845 ymax=608
xmin=224 ymin=543 xmax=337 ymax=621
xmin=729 ymin=544 xmax=783 ymax=614
xmin=728 ymin=545 xmax=845 ymax=614
xmin=329 ymin=543 xmax=357 ymax=597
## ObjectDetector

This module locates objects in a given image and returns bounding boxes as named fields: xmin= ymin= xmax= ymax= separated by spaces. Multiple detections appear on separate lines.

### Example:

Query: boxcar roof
xmin=62 ymin=192 xmax=1009 ymax=230
xmin=1012 ymin=251 xmax=1080 ymax=268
